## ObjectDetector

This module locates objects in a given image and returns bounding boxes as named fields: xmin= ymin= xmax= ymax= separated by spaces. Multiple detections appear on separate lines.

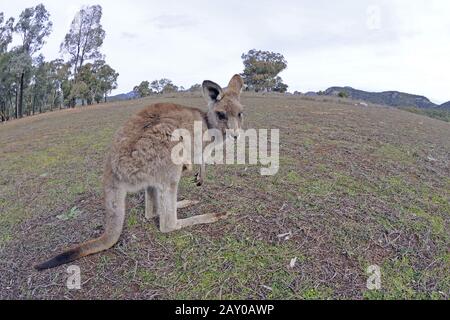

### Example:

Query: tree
xmin=14 ymin=4 xmax=52 ymax=118
xmin=9 ymin=48 xmax=32 ymax=118
xmin=69 ymin=81 xmax=89 ymax=106
xmin=273 ymin=76 xmax=288 ymax=93
xmin=151 ymin=78 xmax=177 ymax=94
xmin=61 ymin=5 xmax=105 ymax=106
xmin=133 ymin=81 xmax=151 ymax=98
xmin=1 ymin=5 xmax=117 ymax=120
xmin=241 ymin=49 xmax=288 ymax=92
xmin=0 ymin=13 xmax=14 ymax=54
xmin=95 ymin=61 xmax=118 ymax=103
xmin=162 ymin=82 xmax=178 ymax=94
xmin=338 ymin=91 xmax=348 ymax=98
xmin=0 ymin=52 xmax=15 ymax=121
xmin=29 ymin=55 xmax=49 ymax=114
xmin=0 ymin=12 xmax=15 ymax=121
xmin=77 ymin=63 xmax=97 ymax=105
xmin=26 ymin=55 xmax=69 ymax=114
xmin=49 ymin=59 xmax=71 ymax=109
xmin=188 ymin=83 xmax=201 ymax=92
xmin=61 ymin=5 xmax=105 ymax=77
xmin=77 ymin=60 xmax=118 ymax=104
xmin=150 ymin=80 xmax=162 ymax=94
xmin=15 ymin=4 xmax=52 ymax=55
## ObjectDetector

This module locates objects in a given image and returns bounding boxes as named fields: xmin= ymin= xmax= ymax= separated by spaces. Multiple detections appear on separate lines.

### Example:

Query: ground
xmin=0 ymin=93 xmax=448 ymax=299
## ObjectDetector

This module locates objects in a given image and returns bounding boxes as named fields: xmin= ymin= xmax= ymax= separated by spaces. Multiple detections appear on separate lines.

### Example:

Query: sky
xmin=2 ymin=0 xmax=450 ymax=104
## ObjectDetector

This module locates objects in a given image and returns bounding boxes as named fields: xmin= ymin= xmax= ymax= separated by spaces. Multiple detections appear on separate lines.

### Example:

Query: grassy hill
xmin=0 ymin=93 xmax=448 ymax=299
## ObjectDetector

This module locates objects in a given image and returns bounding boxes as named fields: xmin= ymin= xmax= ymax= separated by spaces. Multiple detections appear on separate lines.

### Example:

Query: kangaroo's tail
xmin=35 ymin=175 xmax=126 ymax=271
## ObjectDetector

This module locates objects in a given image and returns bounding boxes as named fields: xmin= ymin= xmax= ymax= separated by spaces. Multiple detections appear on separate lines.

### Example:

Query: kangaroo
xmin=35 ymin=74 xmax=245 ymax=270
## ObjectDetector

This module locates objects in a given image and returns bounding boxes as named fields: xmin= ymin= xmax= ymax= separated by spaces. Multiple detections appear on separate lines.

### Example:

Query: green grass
xmin=374 ymin=143 xmax=414 ymax=163
xmin=0 ymin=93 xmax=448 ymax=299
xmin=146 ymin=231 xmax=311 ymax=299
xmin=400 ymin=106 xmax=450 ymax=122
xmin=363 ymin=254 xmax=449 ymax=300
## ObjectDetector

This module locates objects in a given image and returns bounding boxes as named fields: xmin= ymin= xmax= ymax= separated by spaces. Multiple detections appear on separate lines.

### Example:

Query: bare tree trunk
xmin=8 ymin=94 xmax=13 ymax=120
xmin=0 ymin=104 xmax=5 ymax=122
xmin=51 ymin=91 xmax=56 ymax=111
xmin=32 ymin=94 xmax=36 ymax=115
xmin=15 ymin=87 xmax=19 ymax=118
xmin=18 ymin=72 xmax=24 ymax=118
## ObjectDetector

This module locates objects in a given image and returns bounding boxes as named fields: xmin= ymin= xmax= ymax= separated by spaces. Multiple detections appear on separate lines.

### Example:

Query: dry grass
xmin=0 ymin=93 xmax=449 ymax=299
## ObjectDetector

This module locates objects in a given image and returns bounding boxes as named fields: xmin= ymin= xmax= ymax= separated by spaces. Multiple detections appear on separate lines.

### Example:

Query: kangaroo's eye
xmin=238 ymin=112 xmax=244 ymax=119
xmin=216 ymin=111 xmax=227 ymax=121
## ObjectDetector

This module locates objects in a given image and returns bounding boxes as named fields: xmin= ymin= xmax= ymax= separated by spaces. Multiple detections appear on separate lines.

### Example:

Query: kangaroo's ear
xmin=227 ymin=74 xmax=244 ymax=97
xmin=202 ymin=80 xmax=223 ymax=105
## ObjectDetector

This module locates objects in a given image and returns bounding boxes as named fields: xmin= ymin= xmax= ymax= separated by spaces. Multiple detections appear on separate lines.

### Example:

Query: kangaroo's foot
xmin=178 ymin=212 xmax=229 ymax=229
xmin=160 ymin=212 xmax=229 ymax=233
xmin=177 ymin=200 xmax=200 ymax=209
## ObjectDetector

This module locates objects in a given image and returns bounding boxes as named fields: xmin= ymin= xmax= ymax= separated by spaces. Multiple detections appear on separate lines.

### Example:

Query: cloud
xmin=149 ymin=14 xmax=198 ymax=30
xmin=121 ymin=32 xmax=138 ymax=40
xmin=3 ymin=0 xmax=450 ymax=103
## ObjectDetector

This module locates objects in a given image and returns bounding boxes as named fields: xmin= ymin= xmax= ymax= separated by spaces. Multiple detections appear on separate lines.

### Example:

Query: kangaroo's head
xmin=203 ymin=74 xmax=244 ymax=141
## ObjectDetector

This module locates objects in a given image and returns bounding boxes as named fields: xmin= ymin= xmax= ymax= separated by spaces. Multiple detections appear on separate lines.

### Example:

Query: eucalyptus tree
xmin=95 ymin=61 xmax=118 ymax=103
xmin=0 ymin=13 xmax=14 ymax=54
xmin=13 ymin=4 xmax=52 ymax=117
xmin=241 ymin=49 xmax=288 ymax=93
xmin=61 ymin=5 xmax=105 ymax=106
xmin=0 ymin=13 xmax=14 ymax=121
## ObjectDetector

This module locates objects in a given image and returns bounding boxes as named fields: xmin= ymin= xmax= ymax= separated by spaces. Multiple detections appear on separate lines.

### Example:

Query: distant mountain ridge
xmin=109 ymin=86 xmax=450 ymax=110
xmin=108 ymin=91 xmax=138 ymax=102
xmin=323 ymin=86 xmax=442 ymax=109
xmin=440 ymin=101 xmax=450 ymax=109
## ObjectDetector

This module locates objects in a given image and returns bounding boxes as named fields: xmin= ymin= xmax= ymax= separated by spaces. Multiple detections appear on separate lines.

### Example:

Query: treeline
xmin=0 ymin=4 xmax=118 ymax=123
xmin=1 ymin=2 xmax=289 ymax=123
xmin=132 ymin=79 xmax=200 ymax=98
xmin=132 ymin=49 xmax=289 ymax=98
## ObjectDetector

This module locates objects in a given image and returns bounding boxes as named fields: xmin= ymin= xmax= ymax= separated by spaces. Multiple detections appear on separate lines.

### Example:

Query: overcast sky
xmin=3 ymin=0 xmax=450 ymax=103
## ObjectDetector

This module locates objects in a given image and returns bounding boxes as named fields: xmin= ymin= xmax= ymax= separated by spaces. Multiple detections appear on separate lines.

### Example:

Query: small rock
xmin=277 ymin=232 xmax=292 ymax=241
xmin=289 ymin=257 xmax=298 ymax=269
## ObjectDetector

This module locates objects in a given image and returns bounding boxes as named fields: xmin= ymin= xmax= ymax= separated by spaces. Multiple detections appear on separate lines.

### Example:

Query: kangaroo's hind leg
xmin=145 ymin=184 xmax=196 ymax=220
xmin=158 ymin=180 xmax=227 ymax=233
xmin=195 ymin=162 xmax=206 ymax=186
xmin=145 ymin=187 xmax=158 ymax=220
xmin=158 ymin=181 xmax=181 ymax=233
